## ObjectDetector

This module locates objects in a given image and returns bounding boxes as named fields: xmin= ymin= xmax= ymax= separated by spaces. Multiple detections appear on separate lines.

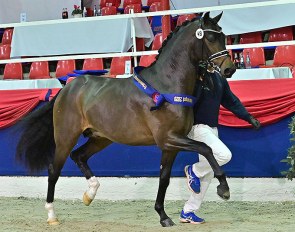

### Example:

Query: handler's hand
xmin=248 ymin=115 xmax=261 ymax=130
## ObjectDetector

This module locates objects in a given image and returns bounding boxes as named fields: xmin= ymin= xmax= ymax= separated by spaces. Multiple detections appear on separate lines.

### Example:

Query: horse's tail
xmin=16 ymin=91 xmax=61 ymax=173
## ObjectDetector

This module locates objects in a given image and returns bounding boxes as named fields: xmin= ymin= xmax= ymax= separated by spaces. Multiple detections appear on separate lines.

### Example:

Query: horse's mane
xmin=153 ymin=17 xmax=200 ymax=64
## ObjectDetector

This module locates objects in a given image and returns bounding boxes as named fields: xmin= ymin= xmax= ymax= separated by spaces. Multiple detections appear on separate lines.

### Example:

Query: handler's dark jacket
xmin=193 ymin=71 xmax=251 ymax=127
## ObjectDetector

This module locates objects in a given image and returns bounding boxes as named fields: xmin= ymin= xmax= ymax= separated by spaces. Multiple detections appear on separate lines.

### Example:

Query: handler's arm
xmin=221 ymin=78 xmax=260 ymax=129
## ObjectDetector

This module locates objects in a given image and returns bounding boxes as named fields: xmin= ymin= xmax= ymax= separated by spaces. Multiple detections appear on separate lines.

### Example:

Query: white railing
xmin=0 ymin=0 xmax=294 ymax=65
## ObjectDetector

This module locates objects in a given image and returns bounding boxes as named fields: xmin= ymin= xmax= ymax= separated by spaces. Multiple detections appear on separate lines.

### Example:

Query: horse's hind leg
xmin=45 ymin=131 xmax=79 ymax=225
xmin=70 ymin=137 xmax=112 ymax=206
xmin=155 ymin=150 xmax=178 ymax=227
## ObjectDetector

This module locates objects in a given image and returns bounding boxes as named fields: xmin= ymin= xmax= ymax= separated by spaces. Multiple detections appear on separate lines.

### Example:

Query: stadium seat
xmin=124 ymin=3 xmax=142 ymax=13
xmin=1 ymin=28 xmax=13 ymax=45
xmin=134 ymin=37 xmax=145 ymax=51
xmin=110 ymin=56 xmax=132 ymax=76
xmin=227 ymin=36 xmax=233 ymax=45
xmin=273 ymin=45 xmax=295 ymax=67
xmin=55 ymin=60 xmax=76 ymax=77
xmin=147 ymin=0 xmax=161 ymax=7
xmin=239 ymin=32 xmax=262 ymax=44
xmin=268 ymin=26 xmax=294 ymax=42
xmin=149 ymin=2 xmax=164 ymax=34
xmin=101 ymin=6 xmax=117 ymax=15
xmin=242 ymin=47 xmax=266 ymax=67
xmin=3 ymin=63 xmax=23 ymax=80
xmin=152 ymin=33 xmax=163 ymax=50
xmin=0 ymin=44 xmax=11 ymax=60
xmin=100 ymin=0 xmax=121 ymax=8
xmin=139 ymin=54 xmax=157 ymax=67
xmin=29 ymin=61 xmax=51 ymax=79
xmin=176 ymin=14 xmax=198 ymax=26
xmin=66 ymin=76 xmax=76 ymax=84
xmin=123 ymin=4 xmax=145 ymax=52
xmin=123 ymin=0 xmax=141 ymax=9
xmin=149 ymin=1 xmax=163 ymax=12
xmin=82 ymin=58 xmax=104 ymax=70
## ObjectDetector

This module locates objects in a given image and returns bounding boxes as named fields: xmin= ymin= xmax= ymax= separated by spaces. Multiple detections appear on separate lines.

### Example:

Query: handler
xmin=180 ymin=66 xmax=261 ymax=224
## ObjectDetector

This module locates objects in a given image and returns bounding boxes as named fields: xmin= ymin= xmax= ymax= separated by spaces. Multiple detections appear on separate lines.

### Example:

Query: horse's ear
xmin=212 ymin=12 xmax=223 ymax=23
xmin=202 ymin=12 xmax=210 ymax=22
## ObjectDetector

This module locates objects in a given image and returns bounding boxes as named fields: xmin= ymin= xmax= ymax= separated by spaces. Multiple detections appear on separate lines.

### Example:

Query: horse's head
xmin=193 ymin=12 xmax=236 ymax=78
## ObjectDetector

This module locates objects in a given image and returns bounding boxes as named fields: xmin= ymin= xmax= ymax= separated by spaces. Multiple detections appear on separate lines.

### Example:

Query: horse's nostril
xmin=224 ymin=67 xmax=236 ymax=77
xmin=224 ymin=68 xmax=231 ymax=76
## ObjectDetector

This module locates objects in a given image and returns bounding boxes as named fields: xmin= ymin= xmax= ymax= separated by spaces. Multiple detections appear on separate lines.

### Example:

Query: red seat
xmin=268 ymin=26 xmax=294 ymax=42
xmin=29 ymin=61 xmax=51 ymax=79
xmin=110 ymin=56 xmax=132 ymax=76
xmin=152 ymin=33 xmax=163 ymax=50
xmin=273 ymin=45 xmax=295 ymax=67
xmin=3 ymin=63 xmax=23 ymax=80
xmin=83 ymin=58 xmax=104 ymax=70
xmin=147 ymin=0 xmax=161 ymax=6
xmin=135 ymin=37 xmax=145 ymax=51
xmin=55 ymin=60 xmax=76 ymax=77
xmin=124 ymin=4 xmax=142 ymax=13
xmin=1 ymin=28 xmax=13 ymax=45
xmin=101 ymin=6 xmax=117 ymax=15
xmin=66 ymin=76 xmax=76 ymax=84
xmin=123 ymin=0 xmax=141 ymax=8
xmin=100 ymin=0 xmax=121 ymax=8
xmin=149 ymin=2 xmax=164 ymax=33
xmin=176 ymin=14 xmax=197 ymax=26
xmin=226 ymin=36 xmax=233 ymax=45
xmin=149 ymin=1 xmax=163 ymax=11
xmin=139 ymin=54 xmax=157 ymax=67
xmin=239 ymin=32 xmax=262 ymax=44
xmin=0 ymin=44 xmax=11 ymax=60
xmin=242 ymin=48 xmax=266 ymax=67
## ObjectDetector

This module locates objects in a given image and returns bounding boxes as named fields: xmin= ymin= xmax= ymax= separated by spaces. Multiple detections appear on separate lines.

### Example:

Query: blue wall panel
xmin=0 ymin=108 xmax=292 ymax=177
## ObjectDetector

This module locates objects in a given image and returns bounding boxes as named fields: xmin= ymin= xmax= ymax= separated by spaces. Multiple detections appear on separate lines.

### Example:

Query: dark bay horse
xmin=16 ymin=12 xmax=236 ymax=227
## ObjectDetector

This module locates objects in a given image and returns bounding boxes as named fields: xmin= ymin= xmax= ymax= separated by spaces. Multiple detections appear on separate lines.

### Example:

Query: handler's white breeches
xmin=183 ymin=124 xmax=232 ymax=213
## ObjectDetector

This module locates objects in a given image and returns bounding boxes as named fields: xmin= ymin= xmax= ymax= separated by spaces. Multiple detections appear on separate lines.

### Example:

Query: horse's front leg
xmin=155 ymin=150 xmax=178 ymax=227
xmin=168 ymin=136 xmax=230 ymax=200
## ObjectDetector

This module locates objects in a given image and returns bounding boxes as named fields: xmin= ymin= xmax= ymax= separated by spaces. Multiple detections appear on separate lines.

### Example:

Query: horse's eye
xmin=206 ymin=33 xmax=216 ymax=42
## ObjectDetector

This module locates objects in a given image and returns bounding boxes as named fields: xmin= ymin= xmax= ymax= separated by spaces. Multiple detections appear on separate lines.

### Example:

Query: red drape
xmin=1 ymin=78 xmax=295 ymax=129
xmin=219 ymin=78 xmax=295 ymax=127
xmin=0 ymin=88 xmax=60 ymax=129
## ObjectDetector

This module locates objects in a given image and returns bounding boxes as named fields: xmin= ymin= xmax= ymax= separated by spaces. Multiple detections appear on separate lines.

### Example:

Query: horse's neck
xmin=143 ymin=50 xmax=198 ymax=96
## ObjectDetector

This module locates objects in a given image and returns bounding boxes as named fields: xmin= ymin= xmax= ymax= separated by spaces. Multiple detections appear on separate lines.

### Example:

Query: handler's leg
xmin=183 ymin=124 xmax=232 ymax=213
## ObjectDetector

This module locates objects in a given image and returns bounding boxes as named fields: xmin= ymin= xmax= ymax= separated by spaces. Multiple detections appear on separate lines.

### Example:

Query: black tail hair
xmin=15 ymin=91 xmax=60 ymax=173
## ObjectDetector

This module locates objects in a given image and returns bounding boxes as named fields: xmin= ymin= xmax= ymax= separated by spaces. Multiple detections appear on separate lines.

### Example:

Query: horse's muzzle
xmin=223 ymin=66 xmax=236 ymax=78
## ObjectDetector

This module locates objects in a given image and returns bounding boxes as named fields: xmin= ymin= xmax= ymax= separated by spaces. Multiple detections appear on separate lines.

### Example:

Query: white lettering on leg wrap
xmin=45 ymin=202 xmax=57 ymax=220
xmin=87 ymin=176 xmax=100 ymax=199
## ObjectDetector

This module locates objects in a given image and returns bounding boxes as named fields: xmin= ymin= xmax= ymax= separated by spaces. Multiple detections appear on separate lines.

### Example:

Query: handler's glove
xmin=248 ymin=115 xmax=261 ymax=130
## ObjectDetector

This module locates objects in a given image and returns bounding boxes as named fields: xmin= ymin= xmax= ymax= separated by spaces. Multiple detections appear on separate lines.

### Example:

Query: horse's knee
xmin=201 ymin=144 xmax=213 ymax=157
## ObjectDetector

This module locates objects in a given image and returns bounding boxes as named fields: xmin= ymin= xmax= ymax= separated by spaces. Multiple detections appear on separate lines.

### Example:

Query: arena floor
xmin=0 ymin=197 xmax=294 ymax=232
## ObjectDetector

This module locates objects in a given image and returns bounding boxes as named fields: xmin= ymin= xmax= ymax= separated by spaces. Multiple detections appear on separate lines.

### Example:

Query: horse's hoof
xmin=160 ymin=218 xmax=176 ymax=227
xmin=83 ymin=192 xmax=93 ymax=206
xmin=217 ymin=184 xmax=230 ymax=200
xmin=47 ymin=218 xmax=59 ymax=226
